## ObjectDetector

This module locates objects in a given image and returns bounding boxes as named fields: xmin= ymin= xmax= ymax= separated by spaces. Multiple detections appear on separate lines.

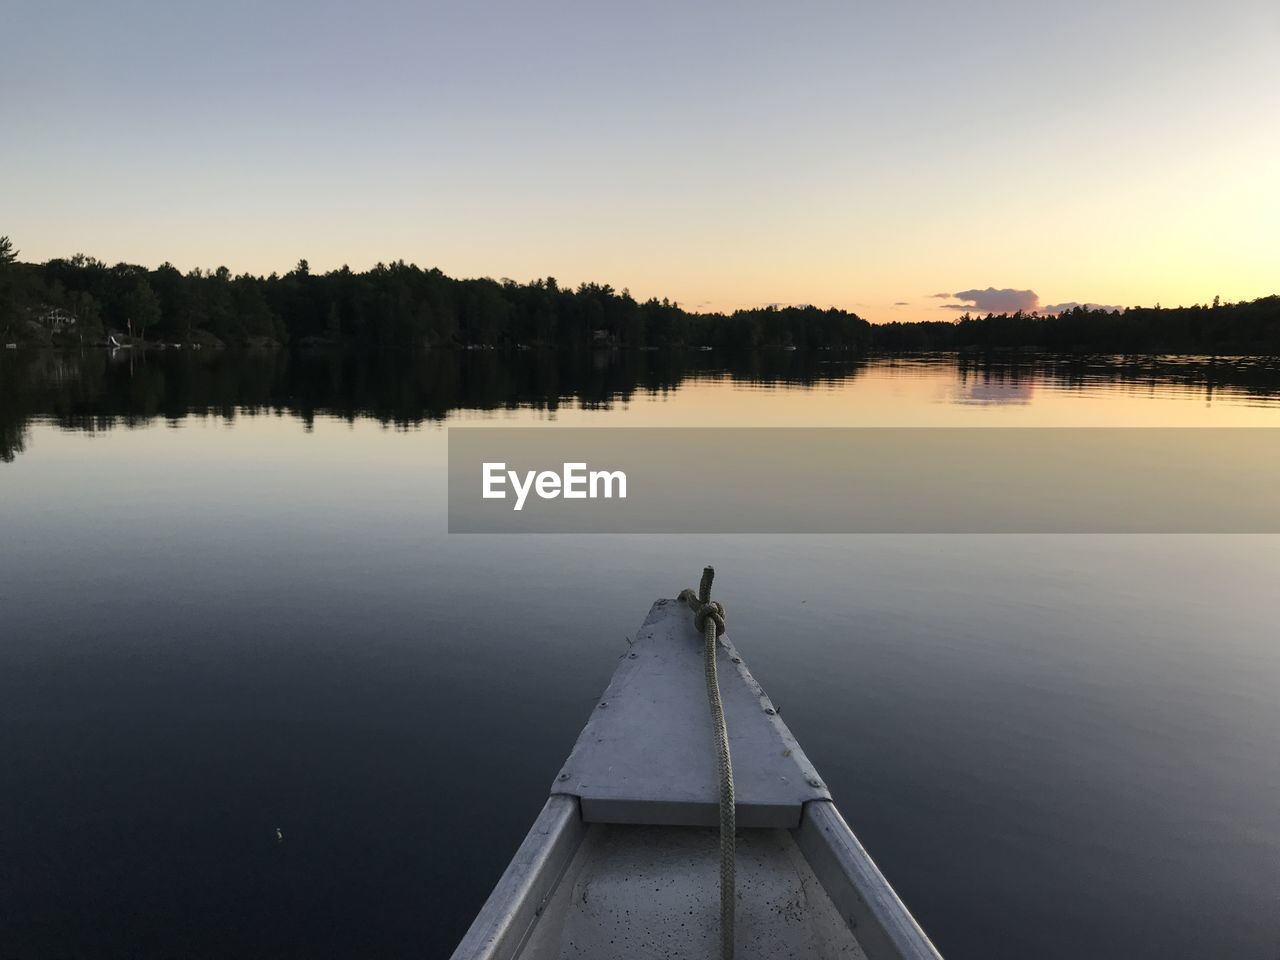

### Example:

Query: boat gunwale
xmin=449 ymin=794 xmax=587 ymax=960
xmin=795 ymin=799 xmax=943 ymax=960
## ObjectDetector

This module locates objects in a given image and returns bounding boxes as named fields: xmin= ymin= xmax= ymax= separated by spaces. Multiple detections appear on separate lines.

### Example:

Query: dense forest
xmin=1 ymin=236 xmax=1277 ymax=353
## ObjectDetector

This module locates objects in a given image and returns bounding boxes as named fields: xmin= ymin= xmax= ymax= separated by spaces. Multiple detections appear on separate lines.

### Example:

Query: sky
xmin=3 ymin=0 xmax=1278 ymax=324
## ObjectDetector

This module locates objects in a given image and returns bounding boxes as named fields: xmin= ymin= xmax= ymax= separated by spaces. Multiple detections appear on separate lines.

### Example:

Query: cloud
xmin=893 ymin=301 xmax=910 ymax=306
xmin=942 ymin=287 xmax=1041 ymax=313
xmin=932 ymin=288 xmax=1122 ymax=315
xmin=1040 ymin=301 xmax=1122 ymax=314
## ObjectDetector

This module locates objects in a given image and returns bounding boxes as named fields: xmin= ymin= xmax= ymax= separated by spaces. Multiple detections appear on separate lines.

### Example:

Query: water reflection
xmin=5 ymin=348 xmax=1280 ymax=960
xmin=4 ymin=348 xmax=1280 ymax=462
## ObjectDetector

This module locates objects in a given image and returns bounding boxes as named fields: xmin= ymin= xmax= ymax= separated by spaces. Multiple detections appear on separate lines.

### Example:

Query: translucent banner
xmin=448 ymin=428 xmax=1280 ymax=533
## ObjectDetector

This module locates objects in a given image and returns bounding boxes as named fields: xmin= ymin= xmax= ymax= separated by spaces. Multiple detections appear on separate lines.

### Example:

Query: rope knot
xmin=696 ymin=599 xmax=726 ymax=637
xmin=679 ymin=565 xmax=727 ymax=637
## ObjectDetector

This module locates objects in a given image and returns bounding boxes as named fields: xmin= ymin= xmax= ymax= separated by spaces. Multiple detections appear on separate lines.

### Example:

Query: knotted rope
xmin=679 ymin=565 xmax=735 ymax=960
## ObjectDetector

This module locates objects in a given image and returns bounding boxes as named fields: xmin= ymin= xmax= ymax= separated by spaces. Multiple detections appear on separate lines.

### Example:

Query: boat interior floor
xmin=520 ymin=823 xmax=867 ymax=960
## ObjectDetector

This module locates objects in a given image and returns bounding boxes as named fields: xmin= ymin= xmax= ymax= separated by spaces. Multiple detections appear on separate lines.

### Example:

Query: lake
xmin=2 ymin=349 xmax=1279 ymax=959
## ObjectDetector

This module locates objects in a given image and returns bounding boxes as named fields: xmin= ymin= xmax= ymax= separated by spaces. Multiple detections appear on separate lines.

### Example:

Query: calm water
xmin=2 ymin=350 xmax=1279 ymax=959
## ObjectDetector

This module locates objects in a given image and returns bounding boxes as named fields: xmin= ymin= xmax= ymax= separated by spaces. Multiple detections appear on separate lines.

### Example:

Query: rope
xmin=679 ymin=566 xmax=735 ymax=960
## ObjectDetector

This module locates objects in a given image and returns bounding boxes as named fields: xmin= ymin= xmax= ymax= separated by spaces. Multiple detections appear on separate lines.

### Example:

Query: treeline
xmin=2 ymin=236 xmax=1278 ymax=353
xmin=0 ymin=238 xmax=868 ymax=350
xmin=874 ymin=300 xmax=1280 ymax=353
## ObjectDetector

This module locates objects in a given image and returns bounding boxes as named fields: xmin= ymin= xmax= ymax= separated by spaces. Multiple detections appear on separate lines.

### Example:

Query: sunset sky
xmin=4 ymin=0 xmax=1278 ymax=323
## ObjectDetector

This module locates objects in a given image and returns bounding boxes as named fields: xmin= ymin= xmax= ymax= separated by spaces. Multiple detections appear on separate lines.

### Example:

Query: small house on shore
xmin=37 ymin=307 xmax=79 ymax=333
